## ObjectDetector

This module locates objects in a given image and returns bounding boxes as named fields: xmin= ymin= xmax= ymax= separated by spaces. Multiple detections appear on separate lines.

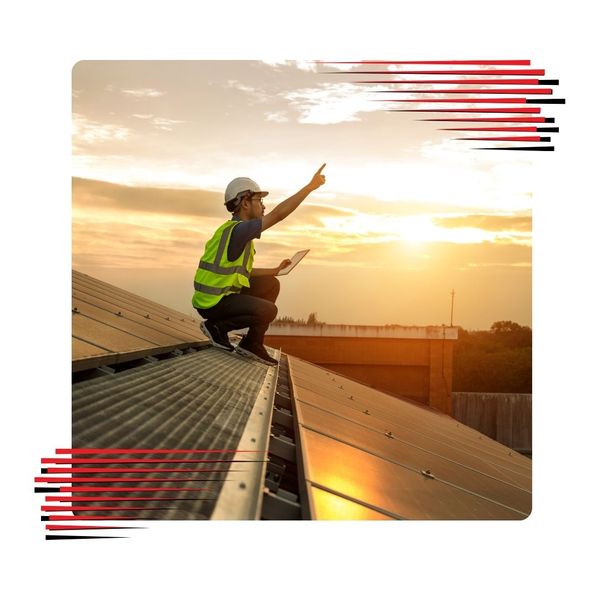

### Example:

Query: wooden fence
xmin=452 ymin=392 xmax=532 ymax=455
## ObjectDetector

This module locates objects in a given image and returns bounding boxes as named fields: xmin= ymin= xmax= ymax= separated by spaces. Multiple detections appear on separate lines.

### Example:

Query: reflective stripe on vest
xmin=193 ymin=282 xmax=243 ymax=295
xmin=198 ymin=242 xmax=252 ymax=277
xmin=191 ymin=220 xmax=254 ymax=309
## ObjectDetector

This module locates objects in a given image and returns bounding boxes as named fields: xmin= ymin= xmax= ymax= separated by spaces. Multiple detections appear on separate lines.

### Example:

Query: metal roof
xmin=72 ymin=270 xmax=207 ymax=371
xmin=60 ymin=271 xmax=531 ymax=523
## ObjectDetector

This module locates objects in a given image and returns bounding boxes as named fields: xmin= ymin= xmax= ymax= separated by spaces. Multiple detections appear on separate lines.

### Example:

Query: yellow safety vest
xmin=192 ymin=220 xmax=255 ymax=309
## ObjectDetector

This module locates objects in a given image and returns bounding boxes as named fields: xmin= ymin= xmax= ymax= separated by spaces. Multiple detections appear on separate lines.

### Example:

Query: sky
xmin=72 ymin=60 xmax=536 ymax=329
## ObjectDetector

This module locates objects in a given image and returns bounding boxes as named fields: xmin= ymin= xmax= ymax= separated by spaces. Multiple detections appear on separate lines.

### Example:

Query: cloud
xmin=151 ymin=117 xmax=185 ymax=131
xmin=72 ymin=114 xmax=131 ymax=145
xmin=261 ymin=60 xmax=319 ymax=73
xmin=224 ymin=80 xmax=273 ymax=104
xmin=72 ymin=178 xmax=532 ymax=280
xmin=265 ymin=111 xmax=289 ymax=123
xmin=131 ymin=113 xmax=186 ymax=131
xmin=328 ymin=237 xmax=531 ymax=270
xmin=284 ymin=83 xmax=381 ymax=124
xmin=121 ymin=88 xmax=165 ymax=98
xmin=73 ymin=177 xmax=225 ymax=218
xmin=72 ymin=219 xmax=203 ymax=270
xmin=225 ymin=80 xmax=259 ymax=94
xmin=293 ymin=203 xmax=356 ymax=226
xmin=434 ymin=214 xmax=531 ymax=232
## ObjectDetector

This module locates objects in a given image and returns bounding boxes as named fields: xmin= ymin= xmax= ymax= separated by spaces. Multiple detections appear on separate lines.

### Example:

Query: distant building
xmin=266 ymin=324 xmax=457 ymax=415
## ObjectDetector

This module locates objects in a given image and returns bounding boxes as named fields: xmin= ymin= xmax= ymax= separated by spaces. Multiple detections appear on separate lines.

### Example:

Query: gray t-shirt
xmin=227 ymin=216 xmax=262 ymax=262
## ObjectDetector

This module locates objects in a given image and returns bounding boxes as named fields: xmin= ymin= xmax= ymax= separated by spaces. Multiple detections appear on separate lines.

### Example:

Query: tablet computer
xmin=278 ymin=249 xmax=310 ymax=275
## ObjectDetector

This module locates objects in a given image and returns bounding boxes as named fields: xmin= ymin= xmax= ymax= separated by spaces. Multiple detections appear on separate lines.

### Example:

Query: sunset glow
xmin=72 ymin=61 xmax=533 ymax=328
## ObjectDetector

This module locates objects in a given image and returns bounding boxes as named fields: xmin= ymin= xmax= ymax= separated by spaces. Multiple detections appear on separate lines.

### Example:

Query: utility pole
xmin=450 ymin=289 xmax=455 ymax=327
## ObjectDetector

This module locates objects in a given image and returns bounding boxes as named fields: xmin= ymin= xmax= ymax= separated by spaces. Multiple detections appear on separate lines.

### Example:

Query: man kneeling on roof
xmin=192 ymin=164 xmax=327 ymax=366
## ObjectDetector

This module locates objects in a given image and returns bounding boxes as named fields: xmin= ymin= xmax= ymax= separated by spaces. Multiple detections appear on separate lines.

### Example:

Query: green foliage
xmin=307 ymin=312 xmax=323 ymax=326
xmin=272 ymin=315 xmax=305 ymax=325
xmin=453 ymin=322 xmax=532 ymax=393
xmin=272 ymin=313 xmax=325 ymax=327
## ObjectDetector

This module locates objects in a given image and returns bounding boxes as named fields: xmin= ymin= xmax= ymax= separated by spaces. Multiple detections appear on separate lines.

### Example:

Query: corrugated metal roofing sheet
xmin=71 ymin=347 xmax=273 ymax=519
xmin=288 ymin=356 xmax=531 ymax=520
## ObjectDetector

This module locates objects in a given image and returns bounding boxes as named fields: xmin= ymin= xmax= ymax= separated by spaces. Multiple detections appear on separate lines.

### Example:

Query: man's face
xmin=249 ymin=193 xmax=265 ymax=218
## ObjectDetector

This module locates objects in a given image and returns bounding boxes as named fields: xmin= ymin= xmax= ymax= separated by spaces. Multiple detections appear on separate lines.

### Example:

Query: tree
xmin=491 ymin=320 xmax=525 ymax=334
xmin=453 ymin=321 xmax=532 ymax=392
xmin=307 ymin=312 xmax=319 ymax=326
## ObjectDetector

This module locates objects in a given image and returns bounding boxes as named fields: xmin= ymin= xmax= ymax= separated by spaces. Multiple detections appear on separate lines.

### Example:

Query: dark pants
xmin=196 ymin=275 xmax=279 ymax=346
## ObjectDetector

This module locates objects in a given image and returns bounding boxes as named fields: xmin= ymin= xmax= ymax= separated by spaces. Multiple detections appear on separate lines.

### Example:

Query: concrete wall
xmin=267 ymin=324 xmax=458 ymax=340
xmin=452 ymin=392 xmax=532 ymax=453
xmin=265 ymin=327 xmax=457 ymax=415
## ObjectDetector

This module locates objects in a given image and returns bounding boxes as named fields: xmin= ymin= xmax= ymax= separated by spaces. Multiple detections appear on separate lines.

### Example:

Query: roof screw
xmin=239 ymin=482 xmax=246 ymax=490
xmin=72 ymin=307 xmax=79 ymax=313
xmin=363 ymin=409 xmax=370 ymax=415
xmin=259 ymin=412 xmax=263 ymax=416
xmin=145 ymin=314 xmax=150 ymax=318
xmin=385 ymin=431 xmax=393 ymax=438
xmin=251 ymin=438 xmax=256 ymax=443
xmin=166 ymin=317 xmax=170 ymax=321
xmin=116 ymin=311 xmax=122 ymax=316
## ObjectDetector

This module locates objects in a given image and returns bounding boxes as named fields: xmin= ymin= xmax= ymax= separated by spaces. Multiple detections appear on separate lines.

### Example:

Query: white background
xmin=2 ymin=1 xmax=597 ymax=598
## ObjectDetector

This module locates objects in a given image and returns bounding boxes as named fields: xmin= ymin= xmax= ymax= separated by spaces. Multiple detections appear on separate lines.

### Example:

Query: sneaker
xmin=199 ymin=320 xmax=234 ymax=351
xmin=235 ymin=339 xmax=278 ymax=366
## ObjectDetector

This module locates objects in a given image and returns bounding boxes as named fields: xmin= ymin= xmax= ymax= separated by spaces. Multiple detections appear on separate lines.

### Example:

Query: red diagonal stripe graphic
xmin=36 ymin=477 xmax=230 ymax=483
xmin=375 ymin=88 xmax=552 ymax=94
xmin=456 ymin=136 xmax=545 ymax=141
xmin=46 ymin=460 xmax=255 ymax=474
xmin=380 ymin=98 xmax=529 ymax=103
xmin=43 ymin=458 xmax=259 ymax=464
xmin=355 ymin=79 xmax=545 ymax=85
xmin=45 ymin=515 xmax=136 ymax=520
xmin=420 ymin=117 xmax=548 ymax=122
xmin=46 ymin=525 xmax=143 ymax=530
xmin=43 ymin=505 xmax=193 ymax=512
xmin=388 ymin=108 xmax=541 ymax=113
xmin=46 ymin=495 xmax=215 ymax=502
xmin=325 ymin=69 xmax=545 ymax=75
xmin=56 ymin=486 xmax=213 ymax=492
xmin=317 ymin=60 xmax=532 ymax=65
xmin=56 ymin=448 xmax=264 ymax=454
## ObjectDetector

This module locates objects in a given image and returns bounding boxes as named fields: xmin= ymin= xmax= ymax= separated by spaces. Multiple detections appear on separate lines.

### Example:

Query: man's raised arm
xmin=261 ymin=163 xmax=326 ymax=231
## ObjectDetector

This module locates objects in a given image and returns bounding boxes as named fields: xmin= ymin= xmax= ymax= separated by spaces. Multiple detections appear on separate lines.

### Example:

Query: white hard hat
xmin=224 ymin=177 xmax=269 ymax=205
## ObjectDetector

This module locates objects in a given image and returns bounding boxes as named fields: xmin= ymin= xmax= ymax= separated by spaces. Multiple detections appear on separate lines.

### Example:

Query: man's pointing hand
xmin=308 ymin=163 xmax=327 ymax=191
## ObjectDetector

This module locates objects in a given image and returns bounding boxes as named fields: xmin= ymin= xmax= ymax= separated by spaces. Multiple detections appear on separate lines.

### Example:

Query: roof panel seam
xmin=309 ymin=481 xmax=405 ymax=520
xmin=73 ymin=295 xmax=192 ymax=343
xmin=72 ymin=335 xmax=112 ymax=353
xmin=74 ymin=312 xmax=164 ymax=347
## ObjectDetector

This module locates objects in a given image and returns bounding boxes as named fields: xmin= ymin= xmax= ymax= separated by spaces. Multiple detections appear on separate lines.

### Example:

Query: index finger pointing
xmin=315 ymin=163 xmax=326 ymax=175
